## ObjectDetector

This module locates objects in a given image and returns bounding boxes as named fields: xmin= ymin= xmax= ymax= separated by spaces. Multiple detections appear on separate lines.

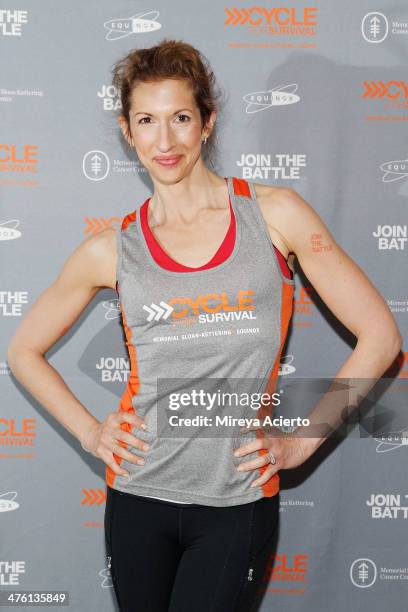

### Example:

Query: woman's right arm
xmin=7 ymin=227 xmax=147 ymax=477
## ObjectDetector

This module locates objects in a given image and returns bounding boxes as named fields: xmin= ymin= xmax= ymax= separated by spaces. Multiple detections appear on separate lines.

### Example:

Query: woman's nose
xmin=157 ymin=124 xmax=174 ymax=149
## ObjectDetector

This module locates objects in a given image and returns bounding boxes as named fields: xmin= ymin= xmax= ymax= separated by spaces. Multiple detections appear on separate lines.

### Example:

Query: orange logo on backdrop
xmin=362 ymin=81 xmax=408 ymax=99
xmin=0 ymin=145 xmax=38 ymax=172
xmin=0 ymin=418 xmax=36 ymax=438
xmin=84 ymin=218 xmax=122 ymax=235
xmin=272 ymin=553 xmax=308 ymax=578
xmin=82 ymin=488 xmax=106 ymax=506
xmin=266 ymin=553 xmax=309 ymax=594
xmin=224 ymin=6 xmax=317 ymax=28
xmin=0 ymin=418 xmax=36 ymax=458
xmin=169 ymin=290 xmax=255 ymax=319
xmin=293 ymin=286 xmax=314 ymax=328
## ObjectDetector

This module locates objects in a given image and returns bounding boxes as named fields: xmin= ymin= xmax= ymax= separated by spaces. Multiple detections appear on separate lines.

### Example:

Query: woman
xmin=7 ymin=38 xmax=402 ymax=611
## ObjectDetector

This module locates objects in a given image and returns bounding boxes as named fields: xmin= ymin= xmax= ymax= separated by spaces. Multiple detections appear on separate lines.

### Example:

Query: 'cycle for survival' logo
xmin=143 ymin=290 xmax=256 ymax=325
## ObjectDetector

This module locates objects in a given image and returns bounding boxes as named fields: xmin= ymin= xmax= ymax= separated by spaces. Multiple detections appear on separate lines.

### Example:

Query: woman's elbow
xmin=377 ymin=326 xmax=403 ymax=364
xmin=357 ymin=322 xmax=403 ymax=365
xmin=7 ymin=340 xmax=36 ymax=372
xmin=7 ymin=342 xmax=22 ymax=373
xmin=390 ymin=330 xmax=403 ymax=357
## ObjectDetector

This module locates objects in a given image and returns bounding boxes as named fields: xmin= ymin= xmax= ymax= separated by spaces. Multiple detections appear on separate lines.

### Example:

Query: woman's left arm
xmin=270 ymin=187 xmax=402 ymax=362
xmin=274 ymin=187 xmax=402 ymax=455
xmin=237 ymin=187 xmax=403 ymax=484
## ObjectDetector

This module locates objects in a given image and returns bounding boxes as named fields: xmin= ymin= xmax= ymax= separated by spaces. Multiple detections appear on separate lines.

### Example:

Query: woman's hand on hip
xmin=82 ymin=412 xmax=151 ymax=477
xmin=233 ymin=425 xmax=312 ymax=488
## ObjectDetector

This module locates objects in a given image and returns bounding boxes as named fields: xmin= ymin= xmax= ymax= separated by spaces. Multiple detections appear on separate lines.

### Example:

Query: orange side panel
xmin=257 ymin=282 xmax=294 ymax=498
xmin=106 ymin=215 xmax=141 ymax=488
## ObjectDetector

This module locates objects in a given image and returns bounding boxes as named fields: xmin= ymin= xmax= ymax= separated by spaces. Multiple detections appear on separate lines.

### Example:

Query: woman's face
xmin=119 ymin=78 xmax=215 ymax=182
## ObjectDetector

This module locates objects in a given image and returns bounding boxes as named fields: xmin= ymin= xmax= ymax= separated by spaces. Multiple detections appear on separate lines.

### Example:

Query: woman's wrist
xmin=80 ymin=420 xmax=101 ymax=453
xmin=291 ymin=428 xmax=325 ymax=458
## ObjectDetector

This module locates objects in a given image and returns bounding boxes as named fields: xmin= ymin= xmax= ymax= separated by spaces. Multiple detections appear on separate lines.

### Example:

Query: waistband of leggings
xmin=106 ymin=486 xmax=275 ymax=509
xmin=107 ymin=486 xmax=205 ymax=508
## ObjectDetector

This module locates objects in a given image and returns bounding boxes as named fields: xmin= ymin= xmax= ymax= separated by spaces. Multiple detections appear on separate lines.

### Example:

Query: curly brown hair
xmin=110 ymin=37 xmax=225 ymax=169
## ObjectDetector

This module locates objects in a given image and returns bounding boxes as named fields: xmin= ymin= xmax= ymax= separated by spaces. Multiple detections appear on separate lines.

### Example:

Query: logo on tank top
xmin=142 ymin=290 xmax=257 ymax=324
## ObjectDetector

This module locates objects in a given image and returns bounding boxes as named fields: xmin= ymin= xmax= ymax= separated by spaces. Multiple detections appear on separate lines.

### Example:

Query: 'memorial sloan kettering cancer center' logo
xmin=143 ymin=290 xmax=256 ymax=324
xmin=104 ymin=11 xmax=162 ymax=40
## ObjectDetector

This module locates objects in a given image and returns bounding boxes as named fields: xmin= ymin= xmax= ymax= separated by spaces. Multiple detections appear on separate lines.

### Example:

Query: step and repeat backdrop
xmin=1 ymin=1 xmax=407 ymax=611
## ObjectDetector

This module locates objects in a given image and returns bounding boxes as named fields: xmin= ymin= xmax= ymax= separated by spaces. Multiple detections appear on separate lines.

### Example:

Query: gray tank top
xmin=106 ymin=176 xmax=294 ymax=507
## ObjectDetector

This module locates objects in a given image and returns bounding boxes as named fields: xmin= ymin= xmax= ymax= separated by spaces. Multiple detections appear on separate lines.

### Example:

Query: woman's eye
xmin=137 ymin=114 xmax=190 ymax=125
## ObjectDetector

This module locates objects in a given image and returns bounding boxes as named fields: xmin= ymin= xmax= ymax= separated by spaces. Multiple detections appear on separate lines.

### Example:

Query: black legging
xmin=104 ymin=486 xmax=280 ymax=611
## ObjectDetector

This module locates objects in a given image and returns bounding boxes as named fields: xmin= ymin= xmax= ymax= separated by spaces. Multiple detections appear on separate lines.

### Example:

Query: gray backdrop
xmin=2 ymin=1 xmax=408 ymax=610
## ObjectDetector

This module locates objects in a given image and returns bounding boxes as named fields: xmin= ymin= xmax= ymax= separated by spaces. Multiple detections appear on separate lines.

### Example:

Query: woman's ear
xmin=118 ymin=115 xmax=134 ymax=147
xmin=203 ymin=111 xmax=217 ymax=140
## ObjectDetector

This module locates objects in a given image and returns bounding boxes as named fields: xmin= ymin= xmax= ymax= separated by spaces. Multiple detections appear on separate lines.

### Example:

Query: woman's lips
xmin=155 ymin=155 xmax=182 ymax=167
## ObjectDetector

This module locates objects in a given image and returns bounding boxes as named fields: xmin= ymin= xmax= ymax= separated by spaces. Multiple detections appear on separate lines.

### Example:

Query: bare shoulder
xmin=252 ymin=182 xmax=325 ymax=264
xmin=76 ymin=226 xmax=117 ymax=291
xmin=7 ymin=226 xmax=118 ymax=357
xmin=251 ymin=182 xmax=301 ymax=269
xmin=251 ymin=183 xmax=402 ymax=350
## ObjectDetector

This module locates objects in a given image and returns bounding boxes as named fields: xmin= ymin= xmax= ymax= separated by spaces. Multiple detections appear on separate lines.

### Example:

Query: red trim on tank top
xmin=274 ymin=246 xmax=293 ymax=279
xmin=140 ymin=178 xmax=293 ymax=278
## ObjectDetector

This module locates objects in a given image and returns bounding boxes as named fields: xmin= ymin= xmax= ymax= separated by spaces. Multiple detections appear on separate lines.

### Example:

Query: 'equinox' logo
xmin=104 ymin=11 xmax=162 ymax=41
xmin=243 ymin=85 xmax=300 ymax=113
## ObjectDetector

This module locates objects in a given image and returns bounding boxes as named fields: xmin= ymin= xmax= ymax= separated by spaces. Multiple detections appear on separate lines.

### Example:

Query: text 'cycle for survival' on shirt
xmin=108 ymin=176 xmax=295 ymax=507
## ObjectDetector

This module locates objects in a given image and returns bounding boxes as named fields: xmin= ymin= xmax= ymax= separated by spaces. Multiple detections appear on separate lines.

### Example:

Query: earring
xmin=202 ymin=136 xmax=208 ymax=144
